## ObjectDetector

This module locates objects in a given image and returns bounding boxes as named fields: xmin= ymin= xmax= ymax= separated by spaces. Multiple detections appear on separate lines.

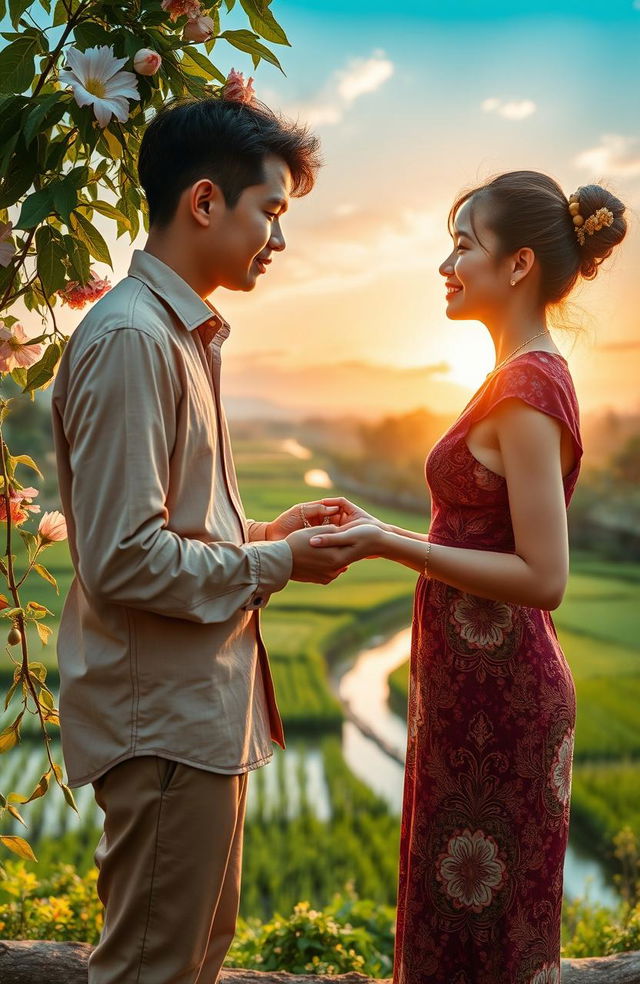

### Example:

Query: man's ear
xmin=187 ymin=179 xmax=224 ymax=228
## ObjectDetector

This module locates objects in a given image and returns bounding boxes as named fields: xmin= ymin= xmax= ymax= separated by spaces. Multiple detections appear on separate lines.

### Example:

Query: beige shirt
xmin=52 ymin=250 xmax=292 ymax=788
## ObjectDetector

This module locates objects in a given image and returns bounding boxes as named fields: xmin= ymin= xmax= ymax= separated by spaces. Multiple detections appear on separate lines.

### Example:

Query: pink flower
xmin=38 ymin=511 xmax=68 ymax=543
xmin=222 ymin=68 xmax=256 ymax=105
xmin=133 ymin=48 xmax=162 ymax=76
xmin=0 ymin=221 xmax=16 ymax=268
xmin=0 ymin=323 xmax=42 ymax=373
xmin=58 ymin=271 xmax=111 ymax=310
xmin=161 ymin=0 xmax=202 ymax=21
xmin=182 ymin=14 xmax=215 ymax=42
xmin=0 ymin=487 xmax=41 ymax=527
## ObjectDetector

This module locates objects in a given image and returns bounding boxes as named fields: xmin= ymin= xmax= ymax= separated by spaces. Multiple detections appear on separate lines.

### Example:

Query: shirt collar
xmin=127 ymin=249 xmax=230 ymax=346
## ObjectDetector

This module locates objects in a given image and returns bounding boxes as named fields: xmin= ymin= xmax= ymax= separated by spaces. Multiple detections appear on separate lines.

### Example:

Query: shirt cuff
xmin=241 ymin=540 xmax=293 ymax=610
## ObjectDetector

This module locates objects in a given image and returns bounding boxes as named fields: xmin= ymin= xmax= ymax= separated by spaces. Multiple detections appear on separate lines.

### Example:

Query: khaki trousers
xmin=88 ymin=755 xmax=248 ymax=984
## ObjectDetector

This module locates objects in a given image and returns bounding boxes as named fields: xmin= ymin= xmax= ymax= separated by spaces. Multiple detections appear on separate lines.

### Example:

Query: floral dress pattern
xmin=394 ymin=353 xmax=583 ymax=984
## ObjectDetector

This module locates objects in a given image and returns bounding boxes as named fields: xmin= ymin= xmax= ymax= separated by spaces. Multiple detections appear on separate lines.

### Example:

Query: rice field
xmin=1 ymin=437 xmax=637 ymax=908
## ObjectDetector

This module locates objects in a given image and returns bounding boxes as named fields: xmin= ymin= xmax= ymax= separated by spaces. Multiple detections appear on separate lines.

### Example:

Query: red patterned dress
xmin=394 ymin=352 xmax=583 ymax=984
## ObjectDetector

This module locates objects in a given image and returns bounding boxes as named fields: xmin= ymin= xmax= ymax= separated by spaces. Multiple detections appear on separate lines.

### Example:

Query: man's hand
xmin=286 ymin=528 xmax=350 ymax=584
xmin=267 ymin=501 xmax=340 ymax=541
xmin=320 ymin=496 xmax=387 ymax=530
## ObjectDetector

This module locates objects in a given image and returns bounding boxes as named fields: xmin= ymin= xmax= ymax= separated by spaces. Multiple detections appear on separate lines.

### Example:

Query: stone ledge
xmin=0 ymin=941 xmax=639 ymax=983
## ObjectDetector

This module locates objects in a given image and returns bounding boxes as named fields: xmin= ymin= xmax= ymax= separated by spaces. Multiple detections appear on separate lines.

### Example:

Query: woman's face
xmin=439 ymin=197 xmax=512 ymax=323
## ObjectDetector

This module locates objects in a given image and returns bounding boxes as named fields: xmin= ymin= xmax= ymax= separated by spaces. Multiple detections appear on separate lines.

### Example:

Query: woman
xmin=309 ymin=172 xmax=627 ymax=983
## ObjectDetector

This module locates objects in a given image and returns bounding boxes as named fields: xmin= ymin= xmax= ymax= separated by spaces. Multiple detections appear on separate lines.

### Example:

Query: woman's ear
xmin=513 ymin=246 xmax=535 ymax=279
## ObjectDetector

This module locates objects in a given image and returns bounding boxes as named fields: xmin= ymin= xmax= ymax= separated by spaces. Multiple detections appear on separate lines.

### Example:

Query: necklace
xmin=486 ymin=330 xmax=551 ymax=378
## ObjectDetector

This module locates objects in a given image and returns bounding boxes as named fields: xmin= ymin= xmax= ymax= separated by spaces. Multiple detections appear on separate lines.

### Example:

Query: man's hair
xmin=138 ymin=96 xmax=322 ymax=227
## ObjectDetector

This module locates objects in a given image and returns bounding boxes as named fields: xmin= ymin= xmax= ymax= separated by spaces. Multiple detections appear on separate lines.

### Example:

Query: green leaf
xmin=36 ymin=620 xmax=53 ymax=644
xmin=0 ymin=835 xmax=37 ymax=861
xmin=52 ymin=0 xmax=66 ymax=25
xmin=23 ymin=92 xmax=66 ymax=147
xmin=89 ymin=199 xmax=132 ymax=230
xmin=61 ymin=783 xmax=79 ymax=812
xmin=18 ymin=528 xmax=38 ymax=556
xmin=70 ymin=210 xmax=112 ymax=266
xmin=72 ymin=22 xmax=113 ymax=51
xmin=117 ymin=193 xmax=140 ymax=243
xmin=26 ymin=601 xmax=54 ymax=617
xmin=24 ymin=341 xmax=61 ymax=393
xmin=62 ymin=234 xmax=91 ymax=284
xmin=15 ymin=187 xmax=53 ymax=229
xmin=4 ymin=677 xmax=19 ymax=710
xmin=10 ymin=774 xmax=50 ymax=806
xmin=52 ymin=181 xmax=78 ymax=224
xmin=219 ymin=29 xmax=284 ymax=72
xmin=238 ymin=0 xmax=290 ymax=46
xmin=7 ymin=804 xmax=26 ymax=826
xmin=36 ymin=225 xmax=68 ymax=297
xmin=0 ymin=36 xmax=38 ymax=94
xmin=9 ymin=0 xmax=33 ymax=29
xmin=11 ymin=453 xmax=43 ymax=477
xmin=27 ymin=658 xmax=48 ymax=677
xmin=66 ymin=165 xmax=89 ymax=189
xmin=181 ymin=48 xmax=225 ymax=84
xmin=0 ymin=726 xmax=19 ymax=753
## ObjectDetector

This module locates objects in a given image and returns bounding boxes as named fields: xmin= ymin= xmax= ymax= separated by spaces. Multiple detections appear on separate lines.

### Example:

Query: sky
xmin=23 ymin=0 xmax=640 ymax=418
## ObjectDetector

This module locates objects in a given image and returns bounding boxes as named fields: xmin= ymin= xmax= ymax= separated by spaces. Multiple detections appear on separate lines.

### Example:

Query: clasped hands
xmin=267 ymin=497 xmax=387 ymax=585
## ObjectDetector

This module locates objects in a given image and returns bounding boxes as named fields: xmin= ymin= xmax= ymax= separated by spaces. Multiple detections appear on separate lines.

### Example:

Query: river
xmin=334 ymin=626 xmax=620 ymax=910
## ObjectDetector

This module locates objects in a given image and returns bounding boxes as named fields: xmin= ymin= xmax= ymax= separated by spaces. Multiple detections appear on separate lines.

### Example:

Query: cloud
xmin=575 ymin=134 xmax=640 ymax=179
xmin=481 ymin=97 xmax=537 ymax=121
xmin=288 ymin=51 xmax=394 ymax=128
xmin=262 ymin=207 xmax=443 ymax=302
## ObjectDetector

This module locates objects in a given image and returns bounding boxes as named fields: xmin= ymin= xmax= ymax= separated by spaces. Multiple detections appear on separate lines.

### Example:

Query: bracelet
xmin=300 ymin=504 xmax=312 ymax=529
xmin=423 ymin=537 xmax=432 ymax=580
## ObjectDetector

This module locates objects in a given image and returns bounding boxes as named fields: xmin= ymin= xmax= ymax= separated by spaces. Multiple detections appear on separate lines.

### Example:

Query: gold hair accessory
xmin=568 ymin=193 xmax=614 ymax=247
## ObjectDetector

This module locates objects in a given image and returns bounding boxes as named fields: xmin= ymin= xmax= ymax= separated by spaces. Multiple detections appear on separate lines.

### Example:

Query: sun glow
xmin=439 ymin=323 xmax=495 ymax=389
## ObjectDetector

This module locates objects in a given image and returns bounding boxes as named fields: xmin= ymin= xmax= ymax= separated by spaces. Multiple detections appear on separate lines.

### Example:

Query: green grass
xmin=571 ymin=762 xmax=640 ymax=858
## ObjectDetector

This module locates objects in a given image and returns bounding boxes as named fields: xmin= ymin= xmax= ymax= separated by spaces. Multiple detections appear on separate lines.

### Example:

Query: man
xmin=52 ymin=94 xmax=347 ymax=983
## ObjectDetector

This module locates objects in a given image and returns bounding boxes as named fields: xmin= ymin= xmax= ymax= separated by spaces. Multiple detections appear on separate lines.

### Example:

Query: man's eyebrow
xmin=266 ymin=196 xmax=289 ymax=213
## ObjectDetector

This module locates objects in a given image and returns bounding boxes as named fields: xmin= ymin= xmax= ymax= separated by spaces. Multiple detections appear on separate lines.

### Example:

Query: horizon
xmin=10 ymin=0 xmax=640 ymax=420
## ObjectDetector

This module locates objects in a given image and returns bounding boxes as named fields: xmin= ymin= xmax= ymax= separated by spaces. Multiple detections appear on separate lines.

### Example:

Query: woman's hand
xmin=267 ymin=501 xmax=340 ymax=541
xmin=319 ymin=496 xmax=387 ymax=530
xmin=308 ymin=522 xmax=387 ymax=563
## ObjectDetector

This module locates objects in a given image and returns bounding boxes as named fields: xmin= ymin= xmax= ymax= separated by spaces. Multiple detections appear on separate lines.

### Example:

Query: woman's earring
xmin=510 ymin=279 xmax=516 ymax=287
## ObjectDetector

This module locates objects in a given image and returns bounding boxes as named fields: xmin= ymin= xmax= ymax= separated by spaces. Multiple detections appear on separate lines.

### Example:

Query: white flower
xmin=60 ymin=46 xmax=140 ymax=128
xmin=437 ymin=828 xmax=506 ymax=912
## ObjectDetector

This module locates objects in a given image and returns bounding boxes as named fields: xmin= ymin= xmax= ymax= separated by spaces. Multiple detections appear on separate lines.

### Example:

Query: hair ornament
xmin=568 ymin=192 xmax=615 ymax=247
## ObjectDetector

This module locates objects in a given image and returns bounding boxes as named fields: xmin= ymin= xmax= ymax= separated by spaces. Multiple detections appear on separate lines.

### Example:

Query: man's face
xmin=208 ymin=154 xmax=291 ymax=292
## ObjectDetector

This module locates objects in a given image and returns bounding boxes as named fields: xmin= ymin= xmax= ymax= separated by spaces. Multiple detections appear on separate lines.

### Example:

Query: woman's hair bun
xmin=572 ymin=184 xmax=627 ymax=280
